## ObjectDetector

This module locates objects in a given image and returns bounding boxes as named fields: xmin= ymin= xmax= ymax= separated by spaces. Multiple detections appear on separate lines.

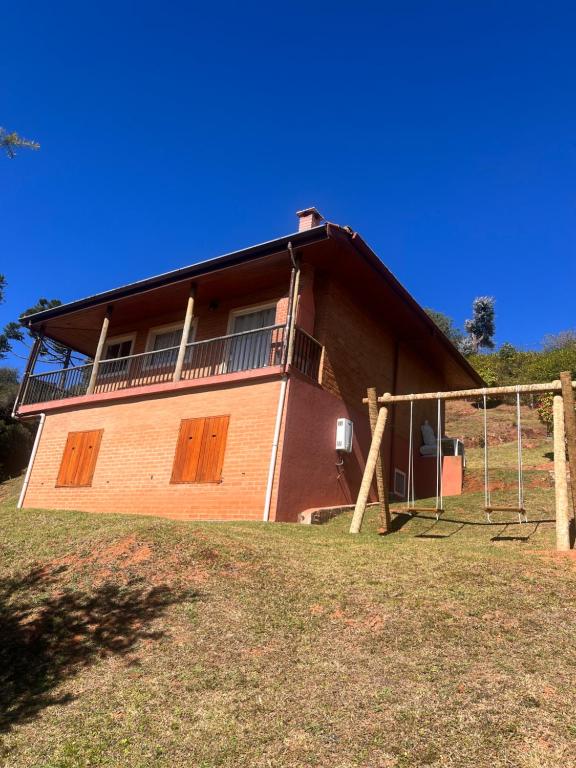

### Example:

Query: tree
xmin=461 ymin=296 xmax=496 ymax=354
xmin=425 ymin=308 xmax=463 ymax=346
xmin=541 ymin=330 xmax=576 ymax=352
xmin=19 ymin=299 xmax=70 ymax=365
xmin=0 ymin=368 xmax=35 ymax=479
xmin=537 ymin=393 xmax=554 ymax=434
xmin=0 ymin=127 xmax=40 ymax=159
xmin=0 ymin=277 xmax=67 ymax=364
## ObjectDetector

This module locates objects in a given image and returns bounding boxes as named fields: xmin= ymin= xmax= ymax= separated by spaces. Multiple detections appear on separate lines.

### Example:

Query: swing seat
xmin=390 ymin=506 xmax=444 ymax=514
xmin=485 ymin=506 xmax=528 ymax=523
xmin=390 ymin=506 xmax=445 ymax=522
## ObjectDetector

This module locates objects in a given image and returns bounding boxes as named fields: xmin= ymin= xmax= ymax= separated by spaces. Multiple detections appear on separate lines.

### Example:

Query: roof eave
xmin=22 ymin=224 xmax=330 ymax=327
xmin=327 ymin=224 xmax=485 ymax=388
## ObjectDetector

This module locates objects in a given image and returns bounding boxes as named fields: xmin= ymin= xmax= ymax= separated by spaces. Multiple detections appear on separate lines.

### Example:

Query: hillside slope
xmin=0 ymin=474 xmax=574 ymax=768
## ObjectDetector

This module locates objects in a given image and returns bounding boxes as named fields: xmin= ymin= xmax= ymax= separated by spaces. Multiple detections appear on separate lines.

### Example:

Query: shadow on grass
xmin=0 ymin=565 xmax=196 ymax=732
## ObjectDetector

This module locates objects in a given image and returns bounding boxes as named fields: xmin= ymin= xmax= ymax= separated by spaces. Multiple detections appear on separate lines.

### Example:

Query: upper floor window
xmin=227 ymin=304 xmax=278 ymax=372
xmin=105 ymin=338 xmax=133 ymax=360
xmin=101 ymin=334 xmax=135 ymax=377
xmin=145 ymin=322 xmax=197 ymax=369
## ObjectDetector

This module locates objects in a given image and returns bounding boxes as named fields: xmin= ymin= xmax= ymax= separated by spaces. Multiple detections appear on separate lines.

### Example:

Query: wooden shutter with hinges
xmin=171 ymin=415 xmax=229 ymax=484
xmin=56 ymin=430 xmax=103 ymax=487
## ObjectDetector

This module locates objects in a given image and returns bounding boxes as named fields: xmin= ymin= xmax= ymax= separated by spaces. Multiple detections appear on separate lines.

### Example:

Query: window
xmin=227 ymin=305 xmax=277 ymax=372
xmin=56 ymin=430 xmax=103 ymax=487
xmin=104 ymin=339 xmax=133 ymax=360
xmin=393 ymin=468 xmax=407 ymax=499
xmin=145 ymin=322 xmax=196 ymax=369
xmin=171 ymin=416 xmax=229 ymax=483
xmin=101 ymin=335 xmax=135 ymax=376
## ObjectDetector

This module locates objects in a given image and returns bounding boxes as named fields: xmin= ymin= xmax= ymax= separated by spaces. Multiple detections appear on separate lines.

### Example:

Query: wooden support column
xmin=13 ymin=333 xmax=43 ymax=414
xmin=350 ymin=398 xmax=390 ymax=534
xmin=58 ymin=347 xmax=73 ymax=392
xmin=553 ymin=394 xmax=571 ymax=551
xmin=173 ymin=284 xmax=197 ymax=382
xmin=86 ymin=306 xmax=113 ymax=395
xmin=367 ymin=387 xmax=391 ymax=533
xmin=560 ymin=372 xmax=576 ymax=527
xmin=285 ymin=251 xmax=301 ymax=367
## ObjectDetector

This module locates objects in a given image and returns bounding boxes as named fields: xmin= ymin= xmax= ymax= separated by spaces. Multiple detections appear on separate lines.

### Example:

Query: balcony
xmin=20 ymin=325 xmax=322 ymax=408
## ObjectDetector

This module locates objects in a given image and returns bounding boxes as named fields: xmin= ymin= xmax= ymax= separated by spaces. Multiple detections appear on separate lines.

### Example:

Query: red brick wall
xmin=313 ymin=275 xmax=397 ymax=405
xmin=271 ymin=272 xmax=450 ymax=521
xmin=274 ymin=375 xmax=376 ymax=522
xmin=22 ymin=379 xmax=283 ymax=521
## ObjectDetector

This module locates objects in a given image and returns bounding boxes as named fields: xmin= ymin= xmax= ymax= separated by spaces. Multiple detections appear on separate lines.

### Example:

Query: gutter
xmin=17 ymin=413 xmax=46 ymax=510
xmin=262 ymin=243 xmax=301 ymax=522
xmin=263 ymin=375 xmax=289 ymax=522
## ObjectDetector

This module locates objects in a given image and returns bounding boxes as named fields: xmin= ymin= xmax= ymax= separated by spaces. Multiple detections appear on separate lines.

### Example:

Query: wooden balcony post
xmin=173 ymin=284 xmax=197 ymax=382
xmin=87 ymin=306 xmax=113 ymax=395
xmin=285 ymin=259 xmax=301 ymax=367
xmin=13 ymin=332 xmax=43 ymax=414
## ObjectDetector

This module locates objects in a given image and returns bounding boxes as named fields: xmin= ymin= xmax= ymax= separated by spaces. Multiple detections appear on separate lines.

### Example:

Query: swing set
xmin=399 ymin=390 xmax=528 ymax=523
xmin=352 ymin=377 xmax=576 ymax=552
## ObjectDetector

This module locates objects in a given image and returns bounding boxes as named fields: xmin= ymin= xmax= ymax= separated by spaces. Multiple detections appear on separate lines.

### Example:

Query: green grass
xmin=1 ymin=463 xmax=575 ymax=768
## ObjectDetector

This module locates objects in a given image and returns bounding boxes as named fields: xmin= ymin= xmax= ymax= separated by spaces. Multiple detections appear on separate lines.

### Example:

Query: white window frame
xmin=100 ymin=333 xmax=136 ymax=378
xmin=145 ymin=320 xmax=198 ymax=352
xmin=226 ymin=301 xmax=278 ymax=336
xmin=223 ymin=302 xmax=279 ymax=374
xmin=143 ymin=320 xmax=198 ymax=369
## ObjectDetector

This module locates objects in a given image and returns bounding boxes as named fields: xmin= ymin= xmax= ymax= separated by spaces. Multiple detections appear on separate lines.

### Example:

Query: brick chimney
xmin=296 ymin=207 xmax=324 ymax=232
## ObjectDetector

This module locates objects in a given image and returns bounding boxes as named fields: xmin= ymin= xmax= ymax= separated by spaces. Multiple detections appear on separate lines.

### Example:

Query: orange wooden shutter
xmin=56 ymin=430 xmax=103 ymax=487
xmin=196 ymin=415 xmax=229 ymax=483
xmin=171 ymin=415 xmax=229 ymax=483
xmin=56 ymin=432 xmax=80 ymax=486
xmin=171 ymin=417 xmax=205 ymax=483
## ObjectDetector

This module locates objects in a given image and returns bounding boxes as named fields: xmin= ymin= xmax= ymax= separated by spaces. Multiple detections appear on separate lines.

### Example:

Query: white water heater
xmin=335 ymin=418 xmax=353 ymax=453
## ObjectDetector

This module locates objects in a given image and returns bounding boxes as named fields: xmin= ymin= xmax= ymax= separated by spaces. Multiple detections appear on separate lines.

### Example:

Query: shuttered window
xmin=56 ymin=430 xmax=103 ymax=487
xmin=171 ymin=416 xmax=229 ymax=484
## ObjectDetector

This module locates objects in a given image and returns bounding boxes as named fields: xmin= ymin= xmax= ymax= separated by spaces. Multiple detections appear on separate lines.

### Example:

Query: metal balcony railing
xmin=22 ymin=362 xmax=94 ymax=406
xmin=292 ymin=327 xmax=323 ymax=381
xmin=20 ymin=324 xmax=324 ymax=407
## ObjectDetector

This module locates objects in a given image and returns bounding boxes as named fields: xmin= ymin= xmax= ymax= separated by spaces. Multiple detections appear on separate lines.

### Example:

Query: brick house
xmin=14 ymin=208 xmax=482 ymax=522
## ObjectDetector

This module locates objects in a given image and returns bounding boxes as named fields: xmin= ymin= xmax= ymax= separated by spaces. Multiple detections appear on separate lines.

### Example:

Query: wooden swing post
xmin=560 ymin=371 xmax=576 ymax=524
xmin=349 ymin=397 xmax=389 ymax=534
xmin=554 ymin=394 xmax=571 ymax=551
xmin=367 ymin=387 xmax=391 ymax=533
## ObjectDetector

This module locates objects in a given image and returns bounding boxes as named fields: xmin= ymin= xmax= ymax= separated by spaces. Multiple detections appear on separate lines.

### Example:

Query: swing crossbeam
xmin=363 ymin=380 xmax=574 ymax=404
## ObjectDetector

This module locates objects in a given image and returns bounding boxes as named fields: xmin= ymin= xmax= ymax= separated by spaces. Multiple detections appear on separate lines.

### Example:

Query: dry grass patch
xmin=0 ymin=471 xmax=575 ymax=767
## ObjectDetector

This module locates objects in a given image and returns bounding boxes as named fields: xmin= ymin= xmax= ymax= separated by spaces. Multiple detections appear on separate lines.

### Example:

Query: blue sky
xmin=2 ymin=1 xmax=575 ymax=369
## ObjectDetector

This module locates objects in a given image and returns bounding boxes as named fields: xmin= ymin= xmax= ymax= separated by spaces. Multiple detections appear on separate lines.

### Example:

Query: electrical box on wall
xmin=335 ymin=418 xmax=353 ymax=453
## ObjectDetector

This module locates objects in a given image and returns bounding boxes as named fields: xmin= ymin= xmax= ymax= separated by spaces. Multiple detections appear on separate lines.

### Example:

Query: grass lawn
xmin=1 ymin=464 xmax=575 ymax=768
